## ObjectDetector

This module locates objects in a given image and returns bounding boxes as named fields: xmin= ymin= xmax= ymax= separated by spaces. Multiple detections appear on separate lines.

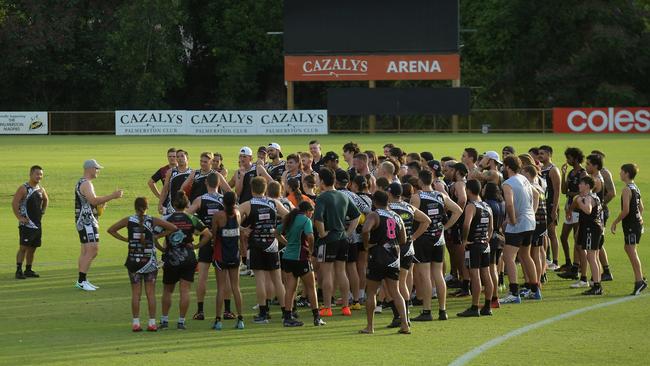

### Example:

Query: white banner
xmin=115 ymin=110 xmax=187 ymax=135
xmin=186 ymin=110 xmax=328 ymax=135
xmin=0 ymin=112 xmax=48 ymax=134
xmin=116 ymin=110 xmax=327 ymax=135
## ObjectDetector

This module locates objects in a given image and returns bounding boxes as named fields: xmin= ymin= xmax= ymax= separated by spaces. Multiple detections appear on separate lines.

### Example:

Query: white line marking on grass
xmin=450 ymin=294 xmax=647 ymax=366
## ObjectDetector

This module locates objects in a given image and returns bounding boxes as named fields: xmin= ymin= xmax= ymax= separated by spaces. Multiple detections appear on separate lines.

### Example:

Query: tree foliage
xmin=0 ymin=0 xmax=647 ymax=110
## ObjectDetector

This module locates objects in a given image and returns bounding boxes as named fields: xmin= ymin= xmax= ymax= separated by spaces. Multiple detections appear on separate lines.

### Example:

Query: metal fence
xmin=47 ymin=109 xmax=552 ymax=134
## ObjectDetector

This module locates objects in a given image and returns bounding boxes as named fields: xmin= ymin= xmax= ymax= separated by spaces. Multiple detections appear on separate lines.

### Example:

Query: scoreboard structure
xmin=283 ymin=0 xmax=469 ymax=122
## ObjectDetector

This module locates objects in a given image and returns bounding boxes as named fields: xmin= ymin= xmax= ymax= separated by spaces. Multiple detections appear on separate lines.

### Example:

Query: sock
xmin=359 ymin=289 xmax=366 ymax=299
xmin=215 ymin=316 xmax=222 ymax=322
xmin=470 ymin=305 xmax=478 ymax=311
xmin=603 ymin=265 xmax=610 ymax=274
xmin=462 ymin=279 xmax=470 ymax=292
xmin=26 ymin=264 xmax=32 ymax=272
xmin=509 ymin=283 xmax=519 ymax=296
xmin=78 ymin=272 xmax=87 ymax=283
xmin=224 ymin=299 xmax=231 ymax=312
xmin=571 ymin=263 xmax=579 ymax=272
xmin=491 ymin=296 xmax=498 ymax=302
xmin=389 ymin=301 xmax=399 ymax=319
xmin=312 ymin=308 xmax=319 ymax=320
xmin=132 ymin=318 xmax=140 ymax=326
xmin=148 ymin=318 xmax=156 ymax=326
xmin=266 ymin=299 xmax=272 ymax=307
xmin=422 ymin=309 xmax=431 ymax=315
xmin=594 ymin=282 xmax=601 ymax=288
xmin=530 ymin=283 xmax=539 ymax=293
xmin=16 ymin=263 xmax=22 ymax=272
xmin=197 ymin=302 xmax=204 ymax=313
xmin=161 ymin=315 xmax=169 ymax=323
xmin=260 ymin=305 xmax=268 ymax=316
xmin=484 ymin=299 xmax=491 ymax=309
xmin=317 ymin=288 xmax=323 ymax=299
xmin=178 ymin=317 xmax=185 ymax=325
xmin=242 ymin=256 xmax=248 ymax=266
xmin=553 ymin=259 xmax=558 ymax=265
xmin=498 ymin=273 xmax=504 ymax=285
xmin=580 ymin=275 xmax=587 ymax=282
xmin=282 ymin=309 xmax=291 ymax=320
xmin=237 ymin=315 xmax=243 ymax=321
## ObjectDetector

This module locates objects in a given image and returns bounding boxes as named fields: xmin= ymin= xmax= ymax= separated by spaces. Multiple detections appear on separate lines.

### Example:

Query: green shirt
xmin=278 ymin=214 xmax=313 ymax=261
xmin=313 ymin=190 xmax=361 ymax=242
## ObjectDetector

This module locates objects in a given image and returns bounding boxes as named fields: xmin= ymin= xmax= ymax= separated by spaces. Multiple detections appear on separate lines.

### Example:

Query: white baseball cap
xmin=83 ymin=159 xmax=103 ymax=169
xmin=239 ymin=146 xmax=253 ymax=156
xmin=484 ymin=151 xmax=503 ymax=165
xmin=267 ymin=142 xmax=283 ymax=158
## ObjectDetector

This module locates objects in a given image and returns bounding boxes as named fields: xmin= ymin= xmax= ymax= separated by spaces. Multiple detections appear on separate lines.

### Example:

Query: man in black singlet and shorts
xmin=148 ymin=148 xmax=177 ymax=208
xmin=13 ymin=165 xmax=48 ymax=279
xmin=159 ymin=150 xmax=192 ymax=215
xmin=558 ymin=148 xmax=587 ymax=279
xmin=538 ymin=145 xmax=561 ymax=270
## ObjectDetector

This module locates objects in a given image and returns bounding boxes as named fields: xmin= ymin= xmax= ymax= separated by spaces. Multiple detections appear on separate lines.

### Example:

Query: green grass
xmin=1 ymin=134 xmax=649 ymax=365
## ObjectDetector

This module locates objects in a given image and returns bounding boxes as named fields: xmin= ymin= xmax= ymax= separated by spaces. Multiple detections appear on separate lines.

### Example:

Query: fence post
xmin=542 ymin=109 xmax=546 ymax=133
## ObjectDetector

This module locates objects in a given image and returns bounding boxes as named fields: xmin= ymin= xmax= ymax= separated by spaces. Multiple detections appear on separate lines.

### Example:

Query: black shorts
xmin=414 ymin=235 xmax=445 ymax=263
xmin=128 ymin=269 xmax=158 ymax=284
xmin=198 ymin=244 xmax=213 ymax=263
xmin=532 ymin=225 xmax=547 ymax=247
xmin=316 ymin=238 xmax=348 ymax=263
xmin=213 ymin=258 xmax=241 ymax=270
xmin=347 ymin=242 xmax=361 ymax=263
xmin=623 ymin=224 xmax=642 ymax=245
xmin=400 ymin=242 xmax=415 ymax=269
xmin=250 ymin=246 xmax=280 ymax=271
xmin=489 ymin=237 xmax=502 ymax=264
xmin=448 ymin=225 xmax=462 ymax=245
xmin=578 ymin=225 xmax=603 ymax=250
xmin=546 ymin=202 xmax=558 ymax=225
xmin=505 ymin=231 xmax=533 ymax=247
xmin=465 ymin=244 xmax=490 ymax=269
xmin=282 ymin=259 xmax=313 ymax=278
xmin=78 ymin=225 xmax=100 ymax=244
xmin=162 ymin=264 xmax=195 ymax=284
xmin=366 ymin=245 xmax=400 ymax=282
xmin=19 ymin=226 xmax=42 ymax=247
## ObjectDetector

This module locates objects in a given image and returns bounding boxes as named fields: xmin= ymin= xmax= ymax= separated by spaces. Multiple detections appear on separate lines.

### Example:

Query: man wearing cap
xmin=235 ymin=146 xmax=271 ymax=204
xmin=265 ymin=143 xmax=286 ymax=182
xmin=75 ymin=159 xmax=123 ymax=291
xmin=479 ymin=151 xmax=504 ymax=185
xmin=502 ymin=146 xmax=516 ymax=163
xmin=322 ymin=151 xmax=346 ymax=176
xmin=427 ymin=160 xmax=448 ymax=194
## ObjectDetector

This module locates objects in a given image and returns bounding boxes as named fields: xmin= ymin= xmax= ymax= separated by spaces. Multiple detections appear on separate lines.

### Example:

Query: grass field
xmin=1 ymin=134 xmax=649 ymax=365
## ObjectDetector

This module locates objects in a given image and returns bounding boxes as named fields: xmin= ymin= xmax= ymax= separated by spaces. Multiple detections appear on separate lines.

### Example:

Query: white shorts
xmin=564 ymin=208 xmax=579 ymax=225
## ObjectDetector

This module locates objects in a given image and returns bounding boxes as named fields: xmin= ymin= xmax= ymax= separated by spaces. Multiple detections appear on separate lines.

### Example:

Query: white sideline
xmin=449 ymin=294 xmax=647 ymax=366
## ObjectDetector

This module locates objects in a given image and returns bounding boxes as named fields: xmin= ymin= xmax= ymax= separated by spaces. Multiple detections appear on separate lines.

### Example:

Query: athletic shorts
xmin=347 ymin=242 xmax=362 ymax=263
xmin=400 ymin=242 xmax=415 ymax=269
xmin=19 ymin=226 xmax=42 ymax=247
xmin=78 ymin=225 xmax=100 ymax=244
xmin=366 ymin=245 xmax=400 ymax=282
xmin=162 ymin=264 xmax=195 ymax=284
xmin=623 ymin=224 xmax=642 ymax=245
xmin=564 ymin=205 xmax=579 ymax=225
xmin=128 ymin=269 xmax=158 ymax=284
xmin=504 ymin=231 xmax=533 ymax=247
xmin=448 ymin=225 xmax=462 ymax=244
xmin=282 ymin=259 xmax=313 ymax=278
xmin=250 ymin=246 xmax=280 ymax=271
xmin=198 ymin=244 xmax=213 ymax=263
xmin=316 ymin=238 xmax=348 ymax=263
xmin=546 ymin=202 xmax=558 ymax=225
xmin=578 ymin=225 xmax=603 ymax=251
xmin=532 ymin=225 xmax=547 ymax=247
xmin=414 ymin=235 xmax=445 ymax=263
xmin=213 ymin=258 xmax=241 ymax=270
xmin=465 ymin=244 xmax=490 ymax=269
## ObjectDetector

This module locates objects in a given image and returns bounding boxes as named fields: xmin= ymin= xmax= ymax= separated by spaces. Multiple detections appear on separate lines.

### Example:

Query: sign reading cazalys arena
xmin=284 ymin=54 xmax=460 ymax=81
xmin=553 ymin=107 xmax=650 ymax=133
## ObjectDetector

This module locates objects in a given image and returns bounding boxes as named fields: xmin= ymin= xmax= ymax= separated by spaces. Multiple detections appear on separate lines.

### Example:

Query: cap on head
xmin=323 ymin=151 xmax=339 ymax=163
xmin=268 ymin=142 xmax=283 ymax=158
xmin=427 ymin=159 xmax=443 ymax=177
xmin=484 ymin=151 xmax=503 ymax=165
xmin=239 ymin=146 xmax=253 ymax=156
xmin=387 ymin=182 xmax=403 ymax=196
xmin=83 ymin=159 xmax=103 ymax=169
xmin=502 ymin=146 xmax=515 ymax=154
xmin=257 ymin=146 xmax=267 ymax=154
xmin=452 ymin=162 xmax=469 ymax=177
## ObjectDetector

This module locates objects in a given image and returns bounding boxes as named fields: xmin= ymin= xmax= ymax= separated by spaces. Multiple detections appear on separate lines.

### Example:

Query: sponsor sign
xmin=115 ymin=110 xmax=186 ymax=135
xmin=116 ymin=110 xmax=327 ymax=135
xmin=0 ymin=112 xmax=48 ymax=134
xmin=284 ymin=54 xmax=460 ymax=81
xmin=553 ymin=107 xmax=650 ymax=133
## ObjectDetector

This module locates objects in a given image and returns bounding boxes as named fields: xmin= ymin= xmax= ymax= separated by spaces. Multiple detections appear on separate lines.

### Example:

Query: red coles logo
xmin=553 ymin=108 xmax=650 ymax=133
